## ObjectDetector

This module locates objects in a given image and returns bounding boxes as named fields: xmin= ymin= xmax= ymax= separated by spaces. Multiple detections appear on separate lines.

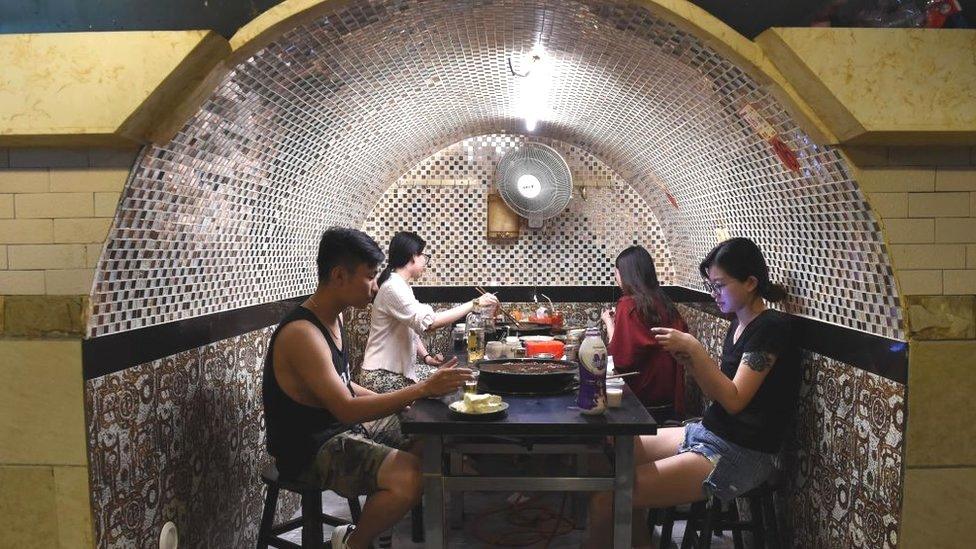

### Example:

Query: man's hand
xmin=421 ymin=366 xmax=473 ymax=397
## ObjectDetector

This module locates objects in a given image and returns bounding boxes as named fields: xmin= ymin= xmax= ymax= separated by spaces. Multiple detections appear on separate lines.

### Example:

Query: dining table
xmin=399 ymin=382 xmax=657 ymax=548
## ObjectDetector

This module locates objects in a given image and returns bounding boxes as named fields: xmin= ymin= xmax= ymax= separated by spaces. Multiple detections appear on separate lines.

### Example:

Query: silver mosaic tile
xmin=89 ymin=0 xmax=903 ymax=339
xmin=365 ymin=134 xmax=672 ymax=286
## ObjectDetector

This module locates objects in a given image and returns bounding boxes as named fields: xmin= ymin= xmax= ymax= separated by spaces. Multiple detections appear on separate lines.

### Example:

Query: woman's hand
xmin=600 ymin=308 xmax=615 ymax=327
xmin=477 ymin=293 xmax=499 ymax=308
xmin=436 ymin=356 xmax=460 ymax=369
xmin=651 ymin=327 xmax=703 ymax=365
xmin=424 ymin=353 xmax=448 ymax=366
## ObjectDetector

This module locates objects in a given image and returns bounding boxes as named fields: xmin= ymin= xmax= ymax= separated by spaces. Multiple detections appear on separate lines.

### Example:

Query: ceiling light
xmin=510 ymin=45 xmax=553 ymax=132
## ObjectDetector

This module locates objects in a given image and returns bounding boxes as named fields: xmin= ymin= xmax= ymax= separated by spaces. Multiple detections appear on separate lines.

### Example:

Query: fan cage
xmin=495 ymin=143 xmax=574 ymax=220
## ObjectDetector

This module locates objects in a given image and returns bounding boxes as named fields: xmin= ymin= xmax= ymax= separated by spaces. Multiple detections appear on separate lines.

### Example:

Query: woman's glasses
xmin=421 ymin=253 xmax=432 ymax=267
xmin=701 ymin=279 xmax=727 ymax=295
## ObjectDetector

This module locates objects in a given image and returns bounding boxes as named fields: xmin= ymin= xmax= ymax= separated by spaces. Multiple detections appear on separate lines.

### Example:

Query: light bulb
xmin=517 ymin=174 xmax=542 ymax=198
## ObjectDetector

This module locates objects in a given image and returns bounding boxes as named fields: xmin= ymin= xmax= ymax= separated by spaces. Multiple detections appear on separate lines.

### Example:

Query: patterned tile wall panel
xmin=364 ymin=134 xmax=672 ymax=286
xmin=84 ymin=328 xmax=299 ymax=548
xmin=89 ymin=0 xmax=902 ymax=342
xmin=677 ymin=304 xmax=905 ymax=549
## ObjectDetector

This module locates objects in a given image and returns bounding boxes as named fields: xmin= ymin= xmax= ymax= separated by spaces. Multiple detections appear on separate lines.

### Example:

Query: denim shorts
xmin=678 ymin=421 xmax=776 ymax=502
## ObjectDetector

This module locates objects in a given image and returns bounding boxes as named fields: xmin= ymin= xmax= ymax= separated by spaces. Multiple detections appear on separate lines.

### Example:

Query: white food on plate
xmin=458 ymin=392 xmax=504 ymax=413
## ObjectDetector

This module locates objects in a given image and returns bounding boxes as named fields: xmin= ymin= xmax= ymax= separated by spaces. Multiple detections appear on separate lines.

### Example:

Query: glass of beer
xmin=464 ymin=368 xmax=480 ymax=394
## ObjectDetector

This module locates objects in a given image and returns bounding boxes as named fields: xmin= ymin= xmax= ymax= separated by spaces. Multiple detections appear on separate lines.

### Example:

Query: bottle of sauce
xmin=577 ymin=326 xmax=607 ymax=415
xmin=466 ymin=303 xmax=485 ymax=361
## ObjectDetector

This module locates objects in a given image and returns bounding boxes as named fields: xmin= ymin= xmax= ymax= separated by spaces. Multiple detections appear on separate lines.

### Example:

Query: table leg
xmin=449 ymin=450 xmax=464 ymax=529
xmin=574 ymin=452 xmax=587 ymax=529
xmin=612 ymin=435 xmax=634 ymax=549
xmin=422 ymin=436 xmax=446 ymax=548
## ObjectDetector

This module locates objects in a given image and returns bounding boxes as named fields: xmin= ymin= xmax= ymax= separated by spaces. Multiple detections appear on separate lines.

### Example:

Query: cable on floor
xmin=468 ymin=492 xmax=575 ymax=547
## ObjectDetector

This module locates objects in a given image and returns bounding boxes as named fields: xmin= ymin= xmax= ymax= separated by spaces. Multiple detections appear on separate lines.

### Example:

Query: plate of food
xmin=449 ymin=393 xmax=509 ymax=420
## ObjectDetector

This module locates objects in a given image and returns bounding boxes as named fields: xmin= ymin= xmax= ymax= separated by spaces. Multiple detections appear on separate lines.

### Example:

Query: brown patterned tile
xmin=86 ymin=327 xmax=296 ymax=548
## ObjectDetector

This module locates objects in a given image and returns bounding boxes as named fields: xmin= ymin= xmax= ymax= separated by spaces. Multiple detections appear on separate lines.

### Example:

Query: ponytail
xmin=759 ymin=280 xmax=788 ymax=303
xmin=377 ymin=265 xmax=395 ymax=287
xmin=377 ymin=231 xmax=426 ymax=288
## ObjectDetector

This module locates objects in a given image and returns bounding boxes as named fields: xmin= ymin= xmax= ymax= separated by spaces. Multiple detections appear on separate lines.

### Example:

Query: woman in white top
xmin=357 ymin=231 xmax=499 ymax=393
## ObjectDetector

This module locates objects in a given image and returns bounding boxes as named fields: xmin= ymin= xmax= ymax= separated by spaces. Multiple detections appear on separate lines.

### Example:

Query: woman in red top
xmin=602 ymin=245 xmax=687 ymax=422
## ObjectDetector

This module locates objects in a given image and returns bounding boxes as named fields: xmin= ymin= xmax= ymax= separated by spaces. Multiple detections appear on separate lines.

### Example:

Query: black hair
xmin=699 ymin=237 xmax=787 ymax=303
xmin=614 ymin=245 xmax=678 ymax=326
xmin=377 ymin=231 xmax=427 ymax=287
xmin=316 ymin=226 xmax=385 ymax=283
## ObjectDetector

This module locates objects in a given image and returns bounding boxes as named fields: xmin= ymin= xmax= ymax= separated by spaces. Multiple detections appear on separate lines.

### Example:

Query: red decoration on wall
xmin=771 ymin=137 xmax=800 ymax=173
xmin=665 ymin=191 xmax=679 ymax=209
xmin=738 ymin=103 xmax=801 ymax=174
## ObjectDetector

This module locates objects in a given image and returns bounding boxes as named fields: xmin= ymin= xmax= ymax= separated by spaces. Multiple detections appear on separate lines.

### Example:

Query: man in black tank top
xmin=263 ymin=227 xmax=472 ymax=549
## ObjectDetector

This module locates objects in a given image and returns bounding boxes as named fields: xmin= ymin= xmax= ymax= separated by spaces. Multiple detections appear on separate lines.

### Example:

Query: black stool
xmin=257 ymin=463 xmax=362 ymax=549
xmin=656 ymin=481 xmax=781 ymax=549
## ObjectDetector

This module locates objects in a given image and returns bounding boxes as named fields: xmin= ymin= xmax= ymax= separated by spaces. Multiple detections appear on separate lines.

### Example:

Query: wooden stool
xmin=656 ymin=481 xmax=781 ymax=549
xmin=256 ymin=463 xmax=362 ymax=549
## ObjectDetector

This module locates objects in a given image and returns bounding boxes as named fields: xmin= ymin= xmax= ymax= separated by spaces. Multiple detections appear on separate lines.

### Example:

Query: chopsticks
xmin=606 ymin=371 xmax=639 ymax=380
xmin=474 ymin=286 xmax=521 ymax=327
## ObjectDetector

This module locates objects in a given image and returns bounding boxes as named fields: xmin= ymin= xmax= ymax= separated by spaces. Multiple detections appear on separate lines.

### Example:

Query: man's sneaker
xmin=330 ymin=524 xmax=355 ymax=549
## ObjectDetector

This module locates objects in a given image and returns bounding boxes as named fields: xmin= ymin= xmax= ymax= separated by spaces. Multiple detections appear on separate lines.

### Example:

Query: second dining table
xmin=400 ymin=382 xmax=657 ymax=548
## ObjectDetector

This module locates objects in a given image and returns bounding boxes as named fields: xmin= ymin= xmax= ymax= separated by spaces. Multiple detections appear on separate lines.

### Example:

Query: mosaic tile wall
xmin=677 ymin=304 xmax=905 ymax=549
xmin=84 ymin=328 xmax=300 ymax=548
xmin=89 ymin=0 xmax=903 ymax=342
xmin=364 ymin=134 xmax=672 ymax=286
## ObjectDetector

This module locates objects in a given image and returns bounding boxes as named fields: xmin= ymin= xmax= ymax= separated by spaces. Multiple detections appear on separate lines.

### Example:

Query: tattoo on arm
xmin=742 ymin=351 xmax=776 ymax=373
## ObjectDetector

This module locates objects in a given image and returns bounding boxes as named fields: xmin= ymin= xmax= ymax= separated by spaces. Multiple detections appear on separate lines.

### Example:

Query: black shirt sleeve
xmin=742 ymin=313 xmax=789 ymax=362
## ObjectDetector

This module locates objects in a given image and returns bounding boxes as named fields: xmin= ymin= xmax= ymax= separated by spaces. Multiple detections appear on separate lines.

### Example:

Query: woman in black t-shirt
xmin=585 ymin=238 xmax=801 ymax=548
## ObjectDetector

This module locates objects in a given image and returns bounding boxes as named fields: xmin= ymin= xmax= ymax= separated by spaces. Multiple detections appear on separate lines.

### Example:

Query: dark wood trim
xmin=83 ymin=286 xmax=907 ymax=384
xmin=672 ymin=291 xmax=908 ymax=384
xmin=82 ymin=297 xmax=304 ymax=380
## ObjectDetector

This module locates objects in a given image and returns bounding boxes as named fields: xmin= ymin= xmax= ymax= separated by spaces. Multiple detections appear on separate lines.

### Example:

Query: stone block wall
xmin=845 ymin=145 xmax=976 ymax=549
xmin=0 ymin=146 xmax=135 ymax=548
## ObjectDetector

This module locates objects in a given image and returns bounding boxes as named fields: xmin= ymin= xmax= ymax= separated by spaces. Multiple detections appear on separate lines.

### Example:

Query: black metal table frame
xmin=402 ymin=388 xmax=656 ymax=548
xmin=421 ymin=435 xmax=635 ymax=548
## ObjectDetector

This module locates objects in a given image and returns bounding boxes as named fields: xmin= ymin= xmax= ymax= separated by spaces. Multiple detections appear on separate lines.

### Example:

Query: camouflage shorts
xmin=295 ymin=414 xmax=414 ymax=498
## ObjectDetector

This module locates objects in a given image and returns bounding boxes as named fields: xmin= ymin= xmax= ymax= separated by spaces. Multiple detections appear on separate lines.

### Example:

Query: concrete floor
xmin=281 ymin=490 xmax=738 ymax=548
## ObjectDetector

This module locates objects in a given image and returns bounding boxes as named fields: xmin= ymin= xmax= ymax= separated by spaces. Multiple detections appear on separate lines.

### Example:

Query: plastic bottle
xmin=577 ymin=326 xmax=607 ymax=415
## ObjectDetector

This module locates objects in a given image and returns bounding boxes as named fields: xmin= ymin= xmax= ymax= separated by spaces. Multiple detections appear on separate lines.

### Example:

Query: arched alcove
xmin=81 ymin=1 xmax=907 ymax=547
xmin=88 ymin=0 xmax=901 ymax=340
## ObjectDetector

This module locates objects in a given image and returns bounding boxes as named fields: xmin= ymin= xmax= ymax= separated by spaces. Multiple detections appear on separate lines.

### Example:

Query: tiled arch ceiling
xmin=90 ymin=0 xmax=903 ymax=340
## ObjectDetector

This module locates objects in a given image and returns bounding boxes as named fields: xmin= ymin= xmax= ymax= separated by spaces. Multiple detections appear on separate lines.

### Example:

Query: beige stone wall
xmin=0 ymin=146 xmax=134 ymax=548
xmin=0 ymin=147 xmax=132 ymax=300
xmin=845 ymin=145 xmax=976 ymax=549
